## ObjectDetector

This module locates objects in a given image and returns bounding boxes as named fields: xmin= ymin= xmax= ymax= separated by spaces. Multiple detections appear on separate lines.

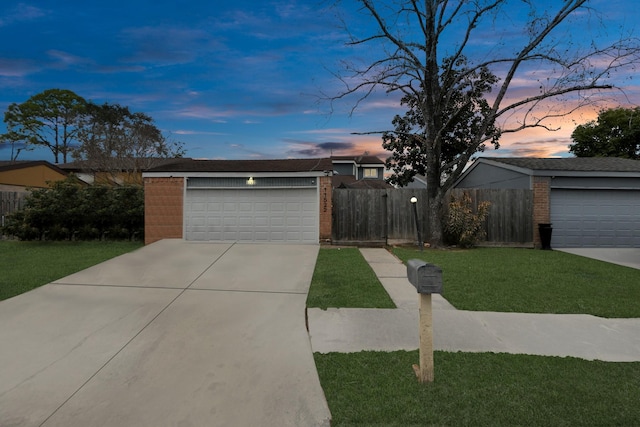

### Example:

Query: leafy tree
xmin=331 ymin=1 xmax=640 ymax=246
xmin=569 ymin=107 xmax=640 ymax=159
xmin=3 ymin=89 xmax=86 ymax=163
xmin=74 ymin=102 xmax=185 ymax=183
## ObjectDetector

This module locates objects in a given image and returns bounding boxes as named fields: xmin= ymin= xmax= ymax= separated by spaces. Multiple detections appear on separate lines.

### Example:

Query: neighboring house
xmin=330 ymin=155 xmax=392 ymax=189
xmin=59 ymin=158 xmax=190 ymax=185
xmin=142 ymin=158 xmax=333 ymax=245
xmin=455 ymin=157 xmax=640 ymax=248
xmin=405 ymin=174 xmax=427 ymax=189
xmin=0 ymin=160 xmax=68 ymax=192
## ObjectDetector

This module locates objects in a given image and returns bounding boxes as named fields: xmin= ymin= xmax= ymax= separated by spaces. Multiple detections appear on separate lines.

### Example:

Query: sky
xmin=1 ymin=0 xmax=638 ymax=164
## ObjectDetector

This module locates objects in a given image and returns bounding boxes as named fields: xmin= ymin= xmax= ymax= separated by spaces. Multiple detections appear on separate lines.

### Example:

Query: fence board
xmin=1 ymin=191 xmax=28 ymax=227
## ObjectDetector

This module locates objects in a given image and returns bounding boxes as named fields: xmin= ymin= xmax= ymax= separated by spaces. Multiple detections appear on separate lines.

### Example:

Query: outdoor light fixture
xmin=410 ymin=196 xmax=417 ymax=204
xmin=247 ymin=177 xmax=255 ymax=185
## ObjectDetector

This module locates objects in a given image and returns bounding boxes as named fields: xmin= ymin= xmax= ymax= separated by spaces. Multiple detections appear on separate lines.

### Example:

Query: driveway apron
xmin=0 ymin=240 xmax=331 ymax=427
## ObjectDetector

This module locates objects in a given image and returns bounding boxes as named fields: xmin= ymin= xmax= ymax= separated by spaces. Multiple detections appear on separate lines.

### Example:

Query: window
xmin=363 ymin=168 xmax=379 ymax=178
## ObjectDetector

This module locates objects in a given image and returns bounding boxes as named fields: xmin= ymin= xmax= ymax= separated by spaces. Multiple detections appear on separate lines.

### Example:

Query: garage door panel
xmin=185 ymin=188 xmax=318 ymax=244
xmin=551 ymin=189 xmax=640 ymax=248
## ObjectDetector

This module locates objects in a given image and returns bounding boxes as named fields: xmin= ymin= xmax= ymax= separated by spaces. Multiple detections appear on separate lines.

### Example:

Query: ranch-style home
xmin=0 ymin=160 xmax=68 ymax=191
xmin=455 ymin=157 xmax=640 ymax=248
xmin=143 ymin=158 xmax=333 ymax=245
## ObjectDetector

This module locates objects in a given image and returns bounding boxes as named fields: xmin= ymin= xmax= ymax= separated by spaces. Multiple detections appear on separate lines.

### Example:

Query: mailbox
xmin=407 ymin=259 xmax=443 ymax=294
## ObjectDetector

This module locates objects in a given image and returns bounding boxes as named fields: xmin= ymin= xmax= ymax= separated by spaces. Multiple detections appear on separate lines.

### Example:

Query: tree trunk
xmin=425 ymin=191 xmax=443 ymax=247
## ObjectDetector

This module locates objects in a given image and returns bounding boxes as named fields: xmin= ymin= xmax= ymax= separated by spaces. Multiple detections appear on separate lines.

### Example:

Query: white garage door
xmin=550 ymin=189 xmax=640 ymax=248
xmin=185 ymin=188 xmax=318 ymax=243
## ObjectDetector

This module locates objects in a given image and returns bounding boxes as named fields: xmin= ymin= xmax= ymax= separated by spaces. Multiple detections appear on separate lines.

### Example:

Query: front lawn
xmin=315 ymin=350 xmax=640 ymax=426
xmin=394 ymin=247 xmax=640 ymax=318
xmin=0 ymin=240 xmax=143 ymax=301
xmin=306 ymin=247 xmax=395 ymax=309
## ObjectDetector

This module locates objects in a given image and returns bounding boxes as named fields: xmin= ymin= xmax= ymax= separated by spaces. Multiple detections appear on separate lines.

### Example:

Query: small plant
xmin=444 ymin=191 xmax=490 ymax=248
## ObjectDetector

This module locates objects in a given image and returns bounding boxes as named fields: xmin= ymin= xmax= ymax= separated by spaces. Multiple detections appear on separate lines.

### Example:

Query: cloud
xmin=0 ymin=58 xmax=37 ymax=77
xmin=119 ymin=25 xmax=222 ymax=65
xmin=46 ymin=50 xmax=93 ymax=69
xmin=172 ymin=129 xmax=228 ymax=136
xmin=0 ymin=3 xmax=47 ymax=27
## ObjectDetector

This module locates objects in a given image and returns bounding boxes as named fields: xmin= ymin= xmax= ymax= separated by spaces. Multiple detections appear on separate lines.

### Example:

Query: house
xmin=142 ymin=158 xmax=333 ymax=245
xmin=455 ymin=157 xmax=640 ymax=248
xmin=0 ymin=160 xmax=68 ymax=192
xmin=330 ymin=155 xmax=392 ymax=189
xmin=406 ymin=174 xmax=427 ymax=189
xmin=59 ymin=158 xmax=190 ymax=185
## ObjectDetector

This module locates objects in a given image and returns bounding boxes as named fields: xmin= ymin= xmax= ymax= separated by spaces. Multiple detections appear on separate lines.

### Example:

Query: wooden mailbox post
xmin=406 ymin=259 xmax=443 ymax=383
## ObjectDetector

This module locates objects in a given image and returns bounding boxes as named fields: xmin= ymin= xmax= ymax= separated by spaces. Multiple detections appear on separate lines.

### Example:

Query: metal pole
xmin=410 ymin=197 xmax=423 ymax=251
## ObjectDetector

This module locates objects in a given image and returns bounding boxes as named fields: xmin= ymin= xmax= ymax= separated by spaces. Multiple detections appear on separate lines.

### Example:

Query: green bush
xmin=444 ymin=191 xmax=490 ymax=248
xmin=1 ymin=177 xmax=144 ymax=241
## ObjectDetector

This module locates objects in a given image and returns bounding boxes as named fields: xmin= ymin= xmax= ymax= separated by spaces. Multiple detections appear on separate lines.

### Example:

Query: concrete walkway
xmin=0 ymin=240 xmax=331 ymax=427
xmin=307 ymin=248 xmax=640 ymax=362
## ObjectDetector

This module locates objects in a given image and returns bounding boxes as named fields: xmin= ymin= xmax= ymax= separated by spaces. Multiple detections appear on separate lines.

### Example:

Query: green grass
xmin=393 ymin=247 xmax=640 ymax=318
xmin=306 ymin=247 xmax=395 ymax=309
xmin=315 ymin=350 xmax=640 ymax=426
xmin=0 ymin=240 xmax=143 ymax=301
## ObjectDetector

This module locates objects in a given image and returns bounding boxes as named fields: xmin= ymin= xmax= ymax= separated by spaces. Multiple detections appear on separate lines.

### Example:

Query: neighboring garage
xmin=455 ymin=157 xmax=640 ymax=248
xmin=143 ymin=158 xmax=333 ymax=245
xmin=551 ymin=189 xmax=640 ymax=247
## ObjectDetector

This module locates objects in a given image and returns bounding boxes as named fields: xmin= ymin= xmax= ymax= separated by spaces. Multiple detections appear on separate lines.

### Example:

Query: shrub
xmin=444 ymin=191 xmax=490 ymax=248
xmin=1 ymin=177 xmax=144 ymax=241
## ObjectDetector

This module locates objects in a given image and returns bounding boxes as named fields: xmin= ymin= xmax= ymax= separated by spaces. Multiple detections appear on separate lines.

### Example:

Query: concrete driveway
xmin=0 ymin=240 xmax=331 ymax=427
xmin=557 ymin=248 xmax=640 ymax=270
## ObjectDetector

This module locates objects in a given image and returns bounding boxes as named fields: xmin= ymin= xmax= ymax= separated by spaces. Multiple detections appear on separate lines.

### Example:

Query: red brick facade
xmin=144 ymin=177 xmax=184 ymax=245
xmin=532 ymin=176 xmax=551 ymax=248
xmin=319 ymin=176 xmax=332 ymax=242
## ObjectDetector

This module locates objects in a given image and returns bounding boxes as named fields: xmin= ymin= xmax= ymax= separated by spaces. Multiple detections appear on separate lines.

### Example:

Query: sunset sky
xmin=1 ymin=0 xmax=638 ymax=163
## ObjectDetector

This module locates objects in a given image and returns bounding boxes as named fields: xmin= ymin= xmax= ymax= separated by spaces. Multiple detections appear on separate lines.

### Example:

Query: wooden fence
xmin=449 ymin=188 xmax=533 ymax=246
xmin=332 ymin=188 xmax=533 ymax=246
xmin=0 ymin=191 xmax=28 ymax=227
xmin=332 ymin=188 xmax=430 ymax=245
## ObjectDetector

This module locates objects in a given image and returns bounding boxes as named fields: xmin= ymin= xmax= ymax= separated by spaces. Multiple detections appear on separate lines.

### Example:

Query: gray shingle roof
xmin=482 ymin=157 xmax=640 ymax=172
xmin=146 ymin=158 xmax=333 ymax=173
xmin=330 ymin=155 xmax=385 ymax=164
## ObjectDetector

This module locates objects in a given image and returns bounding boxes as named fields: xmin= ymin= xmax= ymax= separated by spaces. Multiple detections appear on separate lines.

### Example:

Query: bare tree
xmin=74 ymin=102 xmax=185 ymax=184
xmin=330 ymin=0 xmax=640 ymax=246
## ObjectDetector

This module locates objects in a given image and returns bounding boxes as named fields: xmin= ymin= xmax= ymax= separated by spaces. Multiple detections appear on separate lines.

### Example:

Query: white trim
xmin=143 ymin=171 xmax=327 ymax=178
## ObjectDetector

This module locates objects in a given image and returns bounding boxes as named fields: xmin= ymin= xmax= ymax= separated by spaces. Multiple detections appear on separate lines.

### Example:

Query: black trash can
xmin=538 ymin=223 xmax=553 ymax=250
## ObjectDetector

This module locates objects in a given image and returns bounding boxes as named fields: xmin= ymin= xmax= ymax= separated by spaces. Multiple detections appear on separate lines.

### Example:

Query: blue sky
xmin=1 ymin=0 xmax=638 ymax=163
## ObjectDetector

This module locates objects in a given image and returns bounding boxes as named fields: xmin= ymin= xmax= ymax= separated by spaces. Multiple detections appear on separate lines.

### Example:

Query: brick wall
xmin=319 ymin=176 xmax=332 ymax=242
xmin=144 ymin=177 xmax=184 ymax=245
xmin=532 ymin=176 xmax=551 ymax=248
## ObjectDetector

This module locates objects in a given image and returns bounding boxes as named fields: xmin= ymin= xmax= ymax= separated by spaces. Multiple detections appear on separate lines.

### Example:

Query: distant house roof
xmin=145 ymin=158 xmax=333 ymax=173
xmin=0 ymin=160 xmax=68 ymax=175
xmin=340 ymin=179 xmax=393 ymax=189
xmin=58 ymin=157 xmax=192 ymax=172
xmin=331 ymin=155 xmax=385 ymax=165
xmin=331 ymin=175 xmax=357 ymax=188
xmin=481 ymin=157 xmax=640 ymax=173
xmin=454 ymin=156 xmax=640 ymax=188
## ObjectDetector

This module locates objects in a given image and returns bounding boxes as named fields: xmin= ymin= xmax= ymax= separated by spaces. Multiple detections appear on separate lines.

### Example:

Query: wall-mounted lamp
xmin=247 ymin=177 xmax=255 ymax=185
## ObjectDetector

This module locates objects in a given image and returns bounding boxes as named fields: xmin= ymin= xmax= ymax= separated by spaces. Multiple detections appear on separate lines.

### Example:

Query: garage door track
xmin=0 ymin=240 xmax=331 ymax=427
